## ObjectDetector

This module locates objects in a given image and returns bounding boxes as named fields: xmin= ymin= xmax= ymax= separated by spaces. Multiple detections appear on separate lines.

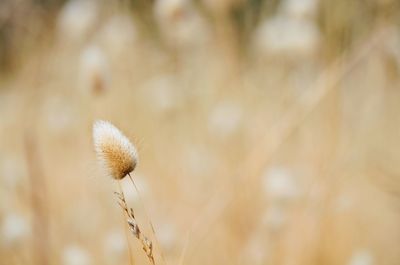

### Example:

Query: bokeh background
xmin=1 ymin=0 xmax=400 ymax=264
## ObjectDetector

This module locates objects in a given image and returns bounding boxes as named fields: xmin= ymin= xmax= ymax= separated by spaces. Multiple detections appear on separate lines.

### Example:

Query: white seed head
xmin=103 ymin=230 xmax=126 ymax=261
xmin=79 ymin=45 xmax=110 ymax=95
xmin=157 ymin=221 xmax=177 ymax=251
xmin=348 ymin=249 xmax=374 ymax=265
xmin=93 ymin=120 xmax=138 ymax=180
xmin=154 ymin=0 xmax=187 ymax=24
xmin=253 ymin=15 xmax=320 ymax=57
xmin=208 ymin=101 xmax=243 ymax=138
xmin=262 ymin=205 xmax=287 ymax=232
xmin=63 ymin=244 xmax=92 ymax=265
xmin=242 ymin=232 xmax=269 ymax=265
xmin=154 ymin=0 xmax=209 ymax=48
xmin=281 ymin=0 xmax=318 ymax=19
xmin=57 ymin=0 xmax=99 ymax=42
xmin=97 ymin=15 xmax=137 ymax=57
xmin=262 ymin=167 xmax=299 ymax=202
xmin=1 ymin=213 xmax=30 ymax=247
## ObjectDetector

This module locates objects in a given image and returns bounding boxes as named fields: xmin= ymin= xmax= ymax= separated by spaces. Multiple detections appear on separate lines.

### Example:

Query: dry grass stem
xmin=115 ymin=191 xmax=155 ymax=265
xmin=24 ymin=132 xmax=49 ymax=265
xmin=127 ymin=174 xmax=168 ymax=265
xmin=179 ymin=28 xmax=388 ymax=263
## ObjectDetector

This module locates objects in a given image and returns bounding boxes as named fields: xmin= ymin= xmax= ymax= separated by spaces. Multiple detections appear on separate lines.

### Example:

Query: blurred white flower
xmin=63 ymin=244 xmax=92 ymax=265
xmin=79 ymin=45 xmax=110 ymax=95
xmin=57 ymin=0 xmax=99 ymax=42
xmin=143 ymin=75 xmax=181 ymax=113
xmin=281 ymin=0 xmax=319 ymax=19
xmin=156 ymin=221 xmax=177 ymax=251
xmin=242 ymin=232 xmax=269 ymax=265
xmin=154 ymin=0 xmax=185 ymax=18
xmin=348 ymin=249 xmax=374 ymax=265
xmin=208 ymin=102 xmax=243 ymax=138
xmin=1 ymin=213 xmax=30 ymax=247
xmin=262 ymin=205 xmax=287 ymax=232
xmin=253 ymin=15 xmax=320 ymax=57
xmin=154 ymin=0 xmax=209 ymax=48
xmin=103 ymin=230 xmax=126 ymax=262
xmin=97 ymin=15 xmax=137 ymax=56
xmin=262 ymin=167 xmax=299 ymax=202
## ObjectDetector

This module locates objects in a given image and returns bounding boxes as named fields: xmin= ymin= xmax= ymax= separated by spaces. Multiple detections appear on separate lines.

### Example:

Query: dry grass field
xmin=1 ymin=0 xmax=400 ymax=264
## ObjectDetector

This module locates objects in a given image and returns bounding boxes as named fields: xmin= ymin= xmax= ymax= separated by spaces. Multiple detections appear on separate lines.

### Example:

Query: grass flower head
xmin=93 ymin=120 xmax=138 ymax=180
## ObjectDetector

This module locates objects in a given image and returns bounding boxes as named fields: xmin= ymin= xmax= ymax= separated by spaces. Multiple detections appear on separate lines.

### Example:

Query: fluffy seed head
xmin=93 ymin=120 xmax=138 ymax=180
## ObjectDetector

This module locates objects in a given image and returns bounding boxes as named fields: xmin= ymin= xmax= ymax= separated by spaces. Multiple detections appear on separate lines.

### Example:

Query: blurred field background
xmin=1 ymin=0 xmax=400 ymax=264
